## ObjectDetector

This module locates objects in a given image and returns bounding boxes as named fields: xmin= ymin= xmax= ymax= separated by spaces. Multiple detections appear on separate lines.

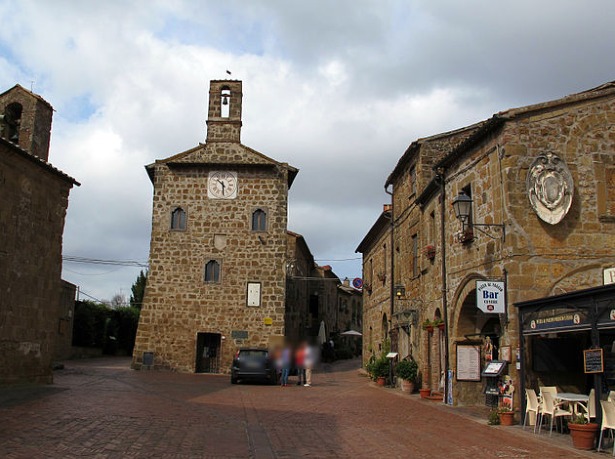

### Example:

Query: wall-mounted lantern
xmin=451 ymin=190 xmax=506 ymax=241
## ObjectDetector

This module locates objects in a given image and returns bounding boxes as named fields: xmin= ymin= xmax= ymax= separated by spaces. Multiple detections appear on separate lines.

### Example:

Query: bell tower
xmin=206 ymin=80 xmax=243 ymax=143
xmin=0 ymin=85 xmax=53 ymax=161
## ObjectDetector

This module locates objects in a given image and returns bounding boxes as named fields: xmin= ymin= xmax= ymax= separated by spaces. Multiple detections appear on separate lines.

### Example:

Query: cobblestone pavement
xmin=0 ymin=357 xmax=597 ymax=458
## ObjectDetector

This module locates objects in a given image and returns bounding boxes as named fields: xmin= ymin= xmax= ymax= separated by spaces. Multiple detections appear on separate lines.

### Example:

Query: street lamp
xmin=451 ymin=190 xmax=505 ymax=241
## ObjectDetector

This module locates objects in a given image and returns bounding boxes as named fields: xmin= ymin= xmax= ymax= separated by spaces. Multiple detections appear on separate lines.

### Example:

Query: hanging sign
xmin=583 ymin=348 xmax=604 ymax=374
xmin=476 ymin=281 xmax=505 ymax=314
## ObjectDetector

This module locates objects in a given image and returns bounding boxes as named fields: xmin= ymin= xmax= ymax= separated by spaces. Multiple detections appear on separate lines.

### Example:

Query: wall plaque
xmin=231 ymin=330 xmax=248 ymax=340
xmin=527 ymin=152 xmax=574 ymax=225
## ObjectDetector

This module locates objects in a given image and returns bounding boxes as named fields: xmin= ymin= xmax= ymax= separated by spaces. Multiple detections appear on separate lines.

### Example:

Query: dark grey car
xmin=230 ymin=348 xmax=277 ymax=384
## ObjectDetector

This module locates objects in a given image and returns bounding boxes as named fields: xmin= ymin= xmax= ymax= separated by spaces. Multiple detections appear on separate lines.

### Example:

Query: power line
xmin=78 ymin=289 xmax=105 ymax=304
xmin=63 ymin=255 xmax=148 ymax=268
xmin=314 ymin=257 xmax=362 ymax=262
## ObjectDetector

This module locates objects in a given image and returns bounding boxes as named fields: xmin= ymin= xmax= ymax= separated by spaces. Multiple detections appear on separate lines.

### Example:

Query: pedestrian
xmin=295 ymin=342 xmax=306 ymax=385
xmin=304 ymin=343 xmax=316 ymax=387
xmin=280 ymin=345 xmax=291 ymax=387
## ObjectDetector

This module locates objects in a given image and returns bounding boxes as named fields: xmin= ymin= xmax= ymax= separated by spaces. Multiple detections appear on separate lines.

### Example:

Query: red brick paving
xmin=0 ymin=357 xmax=598 ymax=458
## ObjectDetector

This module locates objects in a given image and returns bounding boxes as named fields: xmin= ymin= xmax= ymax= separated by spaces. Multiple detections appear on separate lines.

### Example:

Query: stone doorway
xmin=195 ymin=332 xmax=221 ymax=373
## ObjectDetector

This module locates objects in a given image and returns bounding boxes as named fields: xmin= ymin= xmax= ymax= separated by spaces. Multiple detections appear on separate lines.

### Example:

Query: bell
xmin=222 ymin=95 xmax=229 ymax=106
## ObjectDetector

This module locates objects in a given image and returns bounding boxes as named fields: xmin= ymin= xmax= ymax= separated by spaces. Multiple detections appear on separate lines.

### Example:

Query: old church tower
xmin=132 ymin=80 xmax=297 ymax=373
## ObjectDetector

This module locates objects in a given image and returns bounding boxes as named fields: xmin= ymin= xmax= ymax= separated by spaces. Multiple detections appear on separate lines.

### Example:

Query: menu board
xmin=456 ymin=345 xmax=481 ymax=381
xmin=584 ymin=348 xmax=604 ymax=374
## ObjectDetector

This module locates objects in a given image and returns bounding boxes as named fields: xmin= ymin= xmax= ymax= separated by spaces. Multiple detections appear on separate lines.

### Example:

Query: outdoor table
xmin=556 ymin=392 xmax=589 ymax=417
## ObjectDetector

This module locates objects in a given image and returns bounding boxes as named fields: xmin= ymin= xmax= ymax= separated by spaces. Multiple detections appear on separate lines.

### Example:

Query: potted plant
xmin=395 ymin=359 xmax=418 ymax=393
xmin=372 ymin=356 xmax=389 ymax=386
xmin=498 ymin=406 xmax=515 ymax=426
xmin=568 ymin=414 xmax=599 ymax=450
xmin=432 ymin=318 xmax=445 ymax=331
xmin=488 ymin=408 xmax=500 ymax=425
xmin=423 ymin=245 xmax=436 ymax=259
xmin=422 ymin=319 xmax=433 ymax=333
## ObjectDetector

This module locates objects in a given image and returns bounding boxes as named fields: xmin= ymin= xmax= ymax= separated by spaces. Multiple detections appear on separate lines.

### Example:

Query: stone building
xmin=286 ymin=231 xmax=362 ymax=346
xmin=132 ymin=80 xmax=297 ymax=373
xmin=0 ymin=85 xmax=79 ymax=384
xmin=359 ymin=81 xmax=615 ymax=406
xmin=356 ymin=206 xmax=395 ymax=358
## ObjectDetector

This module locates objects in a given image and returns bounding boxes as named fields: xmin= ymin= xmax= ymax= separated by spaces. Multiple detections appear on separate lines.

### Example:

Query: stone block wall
xmin=0 ymin=143 xmax=73 ymax=384
xmin=133 ymin=144 xmax=291 ymax=373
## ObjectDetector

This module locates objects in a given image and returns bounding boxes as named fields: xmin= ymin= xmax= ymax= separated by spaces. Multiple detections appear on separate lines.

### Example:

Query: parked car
xmin=231 ymin=348 xmax=277 ymax=385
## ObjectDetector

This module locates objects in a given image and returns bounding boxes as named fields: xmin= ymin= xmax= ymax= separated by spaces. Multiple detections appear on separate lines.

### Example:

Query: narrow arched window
xmin=221 ymin=88 xmax=231 ymax=118
xmin=252 ymin=209 xmax=267 ymax=232
xmin=2 ymin=102 xmax=22 ymax=143
xmin=170 ymin=207 xmax=186 ymax=230
xmin=205 ymin=260 xmax=221 ymax=283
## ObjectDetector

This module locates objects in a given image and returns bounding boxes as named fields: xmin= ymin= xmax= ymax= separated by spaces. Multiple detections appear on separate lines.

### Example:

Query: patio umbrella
xmin=341 ymin=330 xmax=362 ymax=337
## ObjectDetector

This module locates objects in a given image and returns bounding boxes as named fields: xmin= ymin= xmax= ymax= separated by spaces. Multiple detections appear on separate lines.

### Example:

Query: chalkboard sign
xmin=583 ymin=348 xmax=604 ymax=374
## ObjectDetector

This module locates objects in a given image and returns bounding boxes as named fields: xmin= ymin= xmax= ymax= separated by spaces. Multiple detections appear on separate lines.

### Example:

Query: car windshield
xmin=240 ymin=350 xmax=268 ymax=358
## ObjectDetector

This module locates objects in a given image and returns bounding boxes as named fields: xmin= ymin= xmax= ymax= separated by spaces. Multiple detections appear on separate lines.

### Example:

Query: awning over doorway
xmin=516 ymin=284 xmax=615 ymax=336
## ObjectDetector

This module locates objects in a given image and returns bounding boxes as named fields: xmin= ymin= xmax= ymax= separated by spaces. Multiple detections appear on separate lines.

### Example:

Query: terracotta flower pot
xmin=499 ymin=411 xmax=515 ymax=426
xmin=400 ymin=379 xmax=414 ymax=393
xmin=569 ymin=423 xmax=598 ymax=450
xmin=419 ymin=388 xmax=431 ymax=399
xmin=377 ymin=376 xmax=386 ymax=386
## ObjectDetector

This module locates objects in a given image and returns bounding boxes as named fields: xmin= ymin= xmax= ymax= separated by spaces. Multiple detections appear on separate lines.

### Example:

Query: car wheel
xmin=231 ymin=376 xmax=238 ymax=384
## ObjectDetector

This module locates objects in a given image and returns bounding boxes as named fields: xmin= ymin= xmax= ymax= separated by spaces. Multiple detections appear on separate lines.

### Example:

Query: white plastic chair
xmin=539 ymin=391 xmax=572 ymax=435
xmin=523 ymin=388 xmax=541 ymax=432
xmin=598 ymin=400 xmax=615 ymax=455
xmin=578 ymin=388 xmax=596 ymax=422
xmin=539 ymin=386 xmax=558 ymax=398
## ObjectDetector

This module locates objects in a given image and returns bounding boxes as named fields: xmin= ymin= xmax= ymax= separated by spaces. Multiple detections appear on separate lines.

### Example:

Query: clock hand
xmin=217 ymin=179 xmax=226 ymax=195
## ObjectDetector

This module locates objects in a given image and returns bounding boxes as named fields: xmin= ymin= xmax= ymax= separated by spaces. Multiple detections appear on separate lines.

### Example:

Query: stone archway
xmin=450 ymin=274 xmax=488 ymax=406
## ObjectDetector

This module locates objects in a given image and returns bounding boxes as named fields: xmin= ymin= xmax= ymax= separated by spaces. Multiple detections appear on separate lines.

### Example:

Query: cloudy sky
xmin=1 ymin=0 xmax=614 ymax=302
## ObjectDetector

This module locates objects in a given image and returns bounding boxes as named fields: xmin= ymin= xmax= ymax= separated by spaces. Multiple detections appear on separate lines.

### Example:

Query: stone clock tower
xmin=132 ymin=80 xmax=297 ymax=373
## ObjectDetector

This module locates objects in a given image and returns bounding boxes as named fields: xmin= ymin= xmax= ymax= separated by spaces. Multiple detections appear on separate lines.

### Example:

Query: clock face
xmin=207 ymin=171 xmax=238 ymax=199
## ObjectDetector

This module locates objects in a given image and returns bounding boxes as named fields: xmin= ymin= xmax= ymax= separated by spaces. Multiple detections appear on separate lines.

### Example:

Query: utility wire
xmin=63 ymin=255 xmax=148 ymax=268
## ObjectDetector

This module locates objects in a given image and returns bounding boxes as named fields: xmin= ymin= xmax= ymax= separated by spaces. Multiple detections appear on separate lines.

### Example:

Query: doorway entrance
xmin=195 ymin=332 xmax=221 ymax=373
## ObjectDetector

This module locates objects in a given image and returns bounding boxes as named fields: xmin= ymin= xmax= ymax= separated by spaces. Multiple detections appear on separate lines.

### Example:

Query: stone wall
xmin=0 ymin=142 xmax=74 ymax=384
xmin=0 ymin=85 xmax=53 ymax=162
xmin=358 ymin=212 xmax=392 ymax=365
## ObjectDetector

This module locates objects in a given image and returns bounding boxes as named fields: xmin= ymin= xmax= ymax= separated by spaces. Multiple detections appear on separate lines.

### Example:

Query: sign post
xmin=476 ymin=281 xmax=506 ymax=314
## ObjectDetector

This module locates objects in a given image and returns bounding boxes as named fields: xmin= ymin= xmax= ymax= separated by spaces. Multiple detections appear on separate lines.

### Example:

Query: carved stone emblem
xmin=527 ymin=153 xmax=573 ymax=225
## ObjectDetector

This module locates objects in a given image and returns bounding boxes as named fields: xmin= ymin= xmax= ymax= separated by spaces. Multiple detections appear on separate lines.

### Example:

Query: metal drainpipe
xmin=385 ymin=184 xmax=395 ymax=341
xmin=436 ymin=169 xmax=451 ymax=404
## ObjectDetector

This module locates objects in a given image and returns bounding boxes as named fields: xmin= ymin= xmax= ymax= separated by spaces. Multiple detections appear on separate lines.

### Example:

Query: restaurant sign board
xmin=476 ymin=281 xmax=505 ymax=313
xmin=456 ymin=345 xmax=481 ymax=381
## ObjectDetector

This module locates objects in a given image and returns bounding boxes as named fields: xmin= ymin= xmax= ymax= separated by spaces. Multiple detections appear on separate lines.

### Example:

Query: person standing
xmin=304 ymin=343 xmax=316 ymax=387
xmin=294 ymin=343 xmax=305 ymax=386
xmin=280 ymin=345 xmax=291 ymax=387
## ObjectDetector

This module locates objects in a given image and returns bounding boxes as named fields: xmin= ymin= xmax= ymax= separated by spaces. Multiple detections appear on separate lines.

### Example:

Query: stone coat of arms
xmin=526 ymin=153 xmax=574 ymax=225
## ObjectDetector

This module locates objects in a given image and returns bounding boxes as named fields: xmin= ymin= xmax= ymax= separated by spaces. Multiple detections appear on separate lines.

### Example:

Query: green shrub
xmin=372 ymin=356 xmax=390 ymax=380
xmin=395 ymin=359 xmax=418 ymax=382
